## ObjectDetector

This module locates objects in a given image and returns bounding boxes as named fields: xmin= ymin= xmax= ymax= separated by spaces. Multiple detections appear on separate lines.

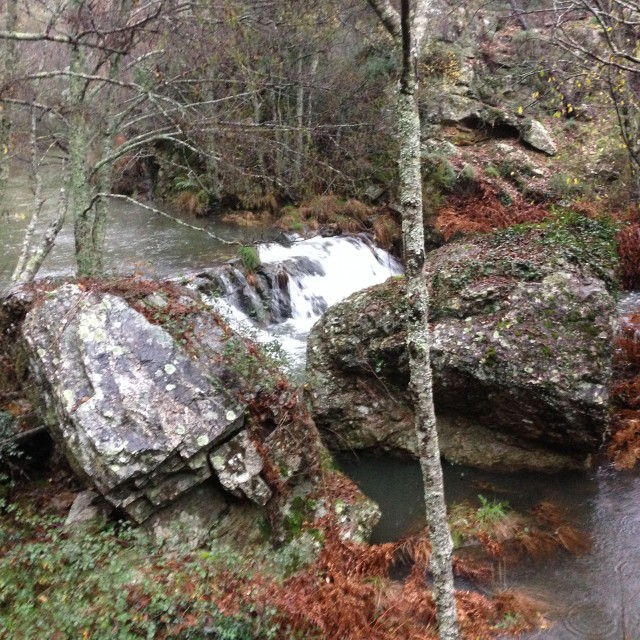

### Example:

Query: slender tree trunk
xmin=0 ymin=0 xmax=17 ymax=201
xmin=10 ymin=111 xmax=69 ymax=285
xmin=295 ymin=55 xmax=304 ymax=183
xmin=397 ymin=46 xmax=460 ymax=640
xmin=368 ymin=1 xmax=460 ymax=638
xmin=69 ymin=42 xmax=95 ymax=277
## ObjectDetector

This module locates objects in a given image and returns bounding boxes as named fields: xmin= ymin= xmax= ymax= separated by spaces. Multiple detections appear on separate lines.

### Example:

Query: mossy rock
xmin=307 ymin=214 xmax=618 ymax=472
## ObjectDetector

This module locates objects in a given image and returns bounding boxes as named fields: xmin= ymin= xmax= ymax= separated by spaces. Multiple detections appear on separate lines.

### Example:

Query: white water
xmin=209 ymin=235 xmax=403 ymax=370
xmin=258 ymin=235 xmax=402 ymax=328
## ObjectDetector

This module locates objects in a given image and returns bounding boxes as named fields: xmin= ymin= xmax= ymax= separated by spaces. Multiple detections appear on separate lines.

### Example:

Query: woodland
xmin=1 ymin=1 xmax=640 ymax=639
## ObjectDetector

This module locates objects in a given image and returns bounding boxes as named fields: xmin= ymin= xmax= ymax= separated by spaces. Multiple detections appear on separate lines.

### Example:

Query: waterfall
xmin=197 ymin=234 xmax=403 ymax=369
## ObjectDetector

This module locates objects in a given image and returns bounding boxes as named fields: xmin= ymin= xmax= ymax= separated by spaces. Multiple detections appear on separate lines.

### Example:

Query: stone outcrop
xmin=307 ymin=217 xmax=618 ymax=471
xmin=15 ymin=281 xmax=379 ymax=547
xmin=21 ymin=284 xmax=246 ymax=523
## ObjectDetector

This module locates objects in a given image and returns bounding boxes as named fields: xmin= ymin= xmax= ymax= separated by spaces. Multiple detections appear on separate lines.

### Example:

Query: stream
xmin=3 ymin=161 xmax=640 ymax=639
xmin=0 ymin=158 xmax=269 ymax=285
xmin=339 ymin=455 xmax=640 ymax=640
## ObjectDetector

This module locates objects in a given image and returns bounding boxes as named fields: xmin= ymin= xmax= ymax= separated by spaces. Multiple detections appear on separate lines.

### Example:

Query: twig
xmin=0 ymin=424 xmax=46 ymax=450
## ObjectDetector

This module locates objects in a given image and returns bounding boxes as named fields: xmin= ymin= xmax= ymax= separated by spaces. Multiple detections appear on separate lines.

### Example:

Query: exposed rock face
xmin=308 ymin=220 xmax=618 ymax=471
xmin=21 ymin=284 xmax=245 ymax=523
xmin=210 ymin=431 xmax=272 ymax=505
xmin=17 ymin=281 xmax=380 ymax=547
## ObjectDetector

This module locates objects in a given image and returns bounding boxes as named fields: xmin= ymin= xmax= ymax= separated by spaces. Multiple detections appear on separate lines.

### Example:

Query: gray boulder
xmin=308 ymin=218 xmax=618 ymax=471
xmin=426 ymin=95 xmax=557 ymax=156
xmin=17 ymin=281 xmax=380 ymax=547
xmin=21 ymin=284 xmax=244 ymax=522
xmin=521 ymin=118 xmax=557 ymax=156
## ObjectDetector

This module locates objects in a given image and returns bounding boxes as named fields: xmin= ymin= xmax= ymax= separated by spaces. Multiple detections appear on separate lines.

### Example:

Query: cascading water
xmin=200 ymin=234 xmax=403 ymax=369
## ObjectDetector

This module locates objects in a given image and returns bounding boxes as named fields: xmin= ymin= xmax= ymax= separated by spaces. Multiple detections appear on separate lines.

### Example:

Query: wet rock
xmin=15 ymin=280 xmax=381 ymax=547
xmin=308 ymin=221 xmax=618 ymax=471
xmin=21 ymin=284 xmax=244 ymax=522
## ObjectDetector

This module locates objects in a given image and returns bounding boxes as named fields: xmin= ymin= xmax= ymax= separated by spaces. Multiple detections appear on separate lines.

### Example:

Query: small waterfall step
xmin=193 ymin=234 xmax=403 ymax=369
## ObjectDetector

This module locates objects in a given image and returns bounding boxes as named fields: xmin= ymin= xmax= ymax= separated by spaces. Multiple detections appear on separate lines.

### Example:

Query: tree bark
xmin=69 ymin=41 xmax=95 ymax=277
xmin=0 ymin=0 xmax=17 ymax=200
xmin=368 ymin=1 xmax=460 ymax=638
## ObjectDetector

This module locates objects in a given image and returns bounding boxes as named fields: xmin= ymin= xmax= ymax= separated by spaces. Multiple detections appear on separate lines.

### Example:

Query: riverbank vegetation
xmin=3 ymin=459 xmax=591 ymax=639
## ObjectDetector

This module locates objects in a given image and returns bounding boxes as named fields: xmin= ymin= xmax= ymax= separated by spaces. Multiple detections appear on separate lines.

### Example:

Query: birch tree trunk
xmin=367 ymin=1 xmax=460 ymax=638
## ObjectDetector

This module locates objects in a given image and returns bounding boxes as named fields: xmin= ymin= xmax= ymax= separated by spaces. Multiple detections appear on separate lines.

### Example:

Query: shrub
xmin=238 ymin=246 xmax=261 ymax=272
xmin=617 ymin=222 xmax=640 ymax=289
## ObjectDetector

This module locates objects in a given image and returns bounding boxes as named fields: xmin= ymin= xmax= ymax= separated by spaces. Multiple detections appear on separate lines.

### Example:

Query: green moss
xmin=494 ymin=208 xmax=620 ymax=292
xmin=484 ymin=346 xmax=498 ymax=364
xmin=283 ymin=496 xmax=316 ymax=539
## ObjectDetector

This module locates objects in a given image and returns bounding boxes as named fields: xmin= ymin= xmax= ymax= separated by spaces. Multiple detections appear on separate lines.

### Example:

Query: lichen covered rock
xmin=18 ymin=280 xmax=379 ymax=546
xmin=21 ymin=284 xmax=244 ymax=522
xmin=308 ymin=216 xmax=618 ymax=471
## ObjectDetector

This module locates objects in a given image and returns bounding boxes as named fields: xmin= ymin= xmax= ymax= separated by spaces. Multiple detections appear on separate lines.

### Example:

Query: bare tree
xmin=0 ymin=0 xmax=17 ymax=202
xmin=366 ymin=1 xmax=460 ymax=638
xmin=553 ymin=0 xmax=640 ymax=199
xmin=0 ymin=0 xmax=178 ymax=280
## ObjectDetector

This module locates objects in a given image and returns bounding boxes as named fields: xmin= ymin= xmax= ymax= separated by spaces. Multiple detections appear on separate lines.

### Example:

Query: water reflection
xmin=337 ymin=454 xmax=640 ymax=640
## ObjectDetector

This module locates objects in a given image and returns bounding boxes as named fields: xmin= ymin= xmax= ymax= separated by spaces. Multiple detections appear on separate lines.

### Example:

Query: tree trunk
xmin=368 ymin=0 xmax=461 ymax=638
xmin=0 ymin=0 xmax=17 ymax=200
xmin=69 ymin=42 xmax=95 ymax=277
xmin=397 ymin=55 xmax=461 ymax=640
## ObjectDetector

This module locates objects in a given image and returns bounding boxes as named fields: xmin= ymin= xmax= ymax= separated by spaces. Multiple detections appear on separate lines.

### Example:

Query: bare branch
xmin=100 ymin=194 xmax=243 ymax=246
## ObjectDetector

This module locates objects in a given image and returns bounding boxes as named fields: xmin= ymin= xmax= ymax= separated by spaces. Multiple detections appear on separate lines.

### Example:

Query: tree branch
xmin=367 ymin=0 xmax=402 ymax=40
xmin=98 ymin=194 xmax=244 ymax=246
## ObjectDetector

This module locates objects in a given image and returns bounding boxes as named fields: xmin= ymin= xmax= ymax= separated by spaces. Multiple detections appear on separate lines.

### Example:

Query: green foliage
xmin=423 ymin=153 xmax=457 ymax=191
xmin=547 ymin=173 xmax=586 ymax=201
xmin=172 ymin=175 xmax=202 ymax=193
xmin=476 ymin=495 xmax=511 ymax=526
xmin=283 ymin=496 xmax=316 ymax=539
xmin=238 ymin=245 xmax=261 ymax=272
xmin=0 ymin=410 xmax=21 ymax=466
xmin=422 ymin=153 xmax=458 ymax=210
xmin=0 ymin=511 xmax=278 ymax=639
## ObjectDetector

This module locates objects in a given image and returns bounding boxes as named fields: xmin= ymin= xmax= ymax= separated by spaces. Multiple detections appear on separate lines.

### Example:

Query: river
xmin=0 ymin=158 xmax=267 ymax=286
xmin=338 ymin=455 xmax=640 ymax=640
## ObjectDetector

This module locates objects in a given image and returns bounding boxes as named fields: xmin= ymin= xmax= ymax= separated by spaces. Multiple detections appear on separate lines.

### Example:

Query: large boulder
xmin=307 ymin=216 xmax=618 ymax=471
xmin=16 ymin=280 xmax=379 ymax=547
xmin=21 ymin=284 xmax=245 ymax=523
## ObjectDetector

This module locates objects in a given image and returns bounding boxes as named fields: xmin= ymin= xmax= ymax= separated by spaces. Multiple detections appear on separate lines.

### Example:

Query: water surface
xmin=338 ymin=454 xmax=640 ymax=640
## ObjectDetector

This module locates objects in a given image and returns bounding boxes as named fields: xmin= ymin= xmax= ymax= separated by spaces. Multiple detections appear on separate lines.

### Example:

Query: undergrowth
xmin=434 ymin=182 xmax=548 ymax=241
xmin=0 ymin=454 xmax=593 ymax=640
xmin=608 ymin=312 xmax=640 ymax=469
xmin=0 ymin=493 xmax=559 ymax=640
